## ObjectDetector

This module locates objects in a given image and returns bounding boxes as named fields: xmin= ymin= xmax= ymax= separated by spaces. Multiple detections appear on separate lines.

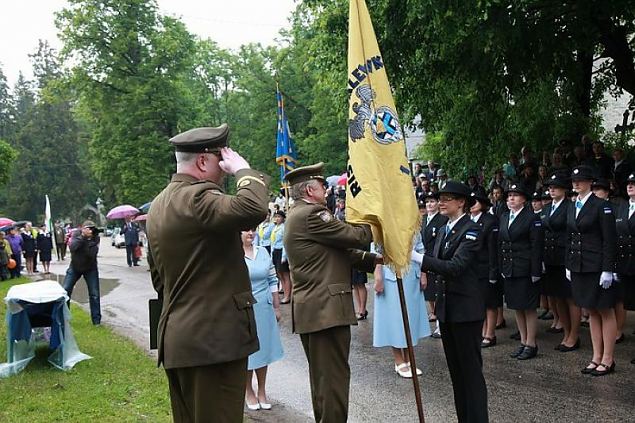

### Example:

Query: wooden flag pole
xmin=396 ymin=276 xmax=426 ymax=422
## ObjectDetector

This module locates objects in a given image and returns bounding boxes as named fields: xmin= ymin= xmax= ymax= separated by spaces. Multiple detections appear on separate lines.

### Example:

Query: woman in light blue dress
xmin=373 ymin=234 xmax=430 ymax=378
xmin=242 ymin=228 xmax=284 ymax=410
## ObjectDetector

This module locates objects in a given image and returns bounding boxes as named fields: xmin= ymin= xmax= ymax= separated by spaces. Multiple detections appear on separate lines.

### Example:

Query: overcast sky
xmin=0 ymin=0 xmax=297 ymax=85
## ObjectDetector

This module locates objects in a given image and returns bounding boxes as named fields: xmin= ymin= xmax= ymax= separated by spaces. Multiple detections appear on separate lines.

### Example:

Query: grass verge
xmin=0 ymin=278 xmax=171 ymax=422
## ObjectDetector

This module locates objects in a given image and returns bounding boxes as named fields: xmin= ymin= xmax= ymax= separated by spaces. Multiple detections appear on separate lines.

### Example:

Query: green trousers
xmin=165 ymin=358 xmax=247 ymax=423
xmin=300 ymin=325 xmax=351 ymax=423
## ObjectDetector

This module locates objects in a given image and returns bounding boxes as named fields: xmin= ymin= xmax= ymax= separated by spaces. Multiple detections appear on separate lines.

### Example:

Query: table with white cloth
xmin=0 ymin=280 xmax=91 ymax=377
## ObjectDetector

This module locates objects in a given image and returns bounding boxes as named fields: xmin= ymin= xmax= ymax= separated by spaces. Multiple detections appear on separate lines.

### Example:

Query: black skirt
xmin=351 ymin=269 xmax=368 ymax=285
xmin=271 ymin=248 xmax=289 ymax=273
xmin=617 ymin=274 xmax=635 ymax=311
xmin=571 ymin=272 xmax=616 ymax=309
xmin=39 ymin=249 xmax=52 ymax=262
xmin=544 ymin=265 xmax=571 ymax=299
xmin=504 ymin=276 xmax=540 ymax=310
xmin=479 ymin=278 xmax=503 ymax=309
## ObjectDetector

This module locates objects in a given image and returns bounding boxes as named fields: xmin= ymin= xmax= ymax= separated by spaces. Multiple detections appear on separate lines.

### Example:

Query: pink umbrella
xmin=106 ymin=205 xmax=140 ymax=220
xmin=134 ymin=214 xmax=147 ymax=222
xmin=0 ymin=217 xmax=15 ymax=227
xmin=337 ymin=173 xmax=348 ymax=186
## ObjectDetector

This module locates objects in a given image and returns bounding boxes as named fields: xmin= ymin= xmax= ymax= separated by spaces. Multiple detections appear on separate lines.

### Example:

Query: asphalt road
xmin=40 ymin=238 xmax=635 ymax=422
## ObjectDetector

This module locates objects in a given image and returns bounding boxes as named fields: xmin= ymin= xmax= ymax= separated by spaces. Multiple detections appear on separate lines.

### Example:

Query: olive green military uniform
xmin=283 ymin=163 xmax=375 ymax=423
xmin=147 ymin=125 xmax=269 ymax=423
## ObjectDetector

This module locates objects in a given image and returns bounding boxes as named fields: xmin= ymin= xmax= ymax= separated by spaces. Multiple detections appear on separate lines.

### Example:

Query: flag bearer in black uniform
xmin=543 ymin=174 xmax=581 ymax=352
xmin=420 ymin=181 xmax=488 ymax=423
xmin=422 ymin=191 xmax=448 ymax=334
xmin=566 ymin=165 xmax=618 ymax=376
xmin=469 ymin=190 xmax=501 ymax=348
xmin=498 ymin=184 xmax=544 ymax=360
xmin=612 ymin=173 xmax=635 ymax=365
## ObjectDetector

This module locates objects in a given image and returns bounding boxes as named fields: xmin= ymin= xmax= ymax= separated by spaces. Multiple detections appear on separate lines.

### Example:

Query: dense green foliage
xmin=0 ymin=0 xmax=634 ymax=219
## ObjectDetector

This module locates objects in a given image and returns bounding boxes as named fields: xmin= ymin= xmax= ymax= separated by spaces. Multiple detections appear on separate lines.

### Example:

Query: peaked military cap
xmin=542 ymin=189 xmax=551 ymax=200
xmin=285 ymin=162 xmax=326 ymax=185
xmin=82 ymin=220 xmax=96 ymax=228
xmin=531 ymin=191 xmax=542 ymax=201
xmin=505 ymin=183 xmax=528 ymax=198
xmin=423 ymin=191 xmax=439 ymax=200
xmin=627 ymin=173 xmax=635 ymax=183
xmin=439 ymin=180 xmax=475 ymax=206
xmin=417 ymin=199 xmax=426 ymax=209
xmin=470 ymin=189 xmax=491 ymax=207
xmin=570 ymin=165 xmax=596 ymax=181
xmin=169 ymin=124 xmax=230 ymax=153
xmin=544 ymin=173 xmax=571 ymax=189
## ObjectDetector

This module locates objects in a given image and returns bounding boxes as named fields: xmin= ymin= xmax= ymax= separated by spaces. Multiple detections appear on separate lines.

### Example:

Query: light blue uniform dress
xmin=246 ymin=246 xmax=284 ymax=370
xmin=373 ymin=234 xmax=431 ymax=348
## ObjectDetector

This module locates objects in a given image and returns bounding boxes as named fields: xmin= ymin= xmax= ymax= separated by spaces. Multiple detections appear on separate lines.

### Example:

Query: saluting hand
xmin=218 ymin=147 xmax=250 ymax=175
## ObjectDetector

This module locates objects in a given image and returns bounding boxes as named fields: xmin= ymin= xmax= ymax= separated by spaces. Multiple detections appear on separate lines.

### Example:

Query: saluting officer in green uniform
xmin=283 ymin=163 xmax=380 ymax=422
xmin=146 ymin=124 xmax=270 ymax=423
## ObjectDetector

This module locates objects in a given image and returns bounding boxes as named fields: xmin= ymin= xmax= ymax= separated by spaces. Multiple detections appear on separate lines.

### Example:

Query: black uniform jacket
xmin=421 ymin=214 xmax=485 ymax=323
xmin=498 ymin=206 xmax=543 ymax=278
xmin=614 ymin=201 xmax=635 ymax=275
xmin=542 ymin=199 xmax=571 ymax=267
xmin=422 ymin=212 xmax=448 ymax=256
xmin=565 ymin=194 xmax=616 ymax=273
xmin=474 ymin=213 xmax=499 ymax=281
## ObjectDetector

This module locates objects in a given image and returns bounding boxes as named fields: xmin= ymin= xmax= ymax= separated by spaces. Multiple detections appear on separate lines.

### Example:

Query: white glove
xmin=531 ymin=276 xmax=541 ymax=283
xmin=410 ymin=251 xmax=424 ymax=266
xmin=488 ymin=279 xmax=497 ymax=285
xmin=565 ymin=269 xmax=571 ymax=281
xmin=500 ymin=273 xmax=506 ymax=279
xmin=542 ymin=262 xmax=546 ymax=274
xmin=599 ymin=271 xmax=613 ymax=289
xmin=613 ymin=273 xmax=620 ymax=282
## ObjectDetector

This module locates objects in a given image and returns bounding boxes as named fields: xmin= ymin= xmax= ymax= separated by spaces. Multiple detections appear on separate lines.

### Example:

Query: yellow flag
xmin=346 ymin=0 xmax=420 ymax=273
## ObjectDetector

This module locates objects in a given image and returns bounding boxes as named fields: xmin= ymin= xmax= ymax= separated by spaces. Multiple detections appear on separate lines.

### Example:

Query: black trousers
xmin=165 ymin=358 xmax=247 ymax=423
xmin=440 ymin=320 xmax=489 ymax=423
xmin=125 ymin=244 xmax=138 ymax=266
xmin=300 ymin=326 xmax=351 ymax=423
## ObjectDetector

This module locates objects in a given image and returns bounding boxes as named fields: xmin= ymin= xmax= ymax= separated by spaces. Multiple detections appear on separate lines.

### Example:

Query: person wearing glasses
xmin=566 ymin=165 xmax=618 ymax=376
xmin=420 ymin=181 xmax=488 ymax=423
xmin=241 ymin=227 xmax=283 ymax=411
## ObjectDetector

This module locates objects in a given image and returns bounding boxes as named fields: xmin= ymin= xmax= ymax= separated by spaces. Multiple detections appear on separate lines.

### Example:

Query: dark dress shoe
xmin=546 ymin=327 xmax=564 ymax=334
xmin=559 ymin=339 xmax=580 ymax=352
xmin=510 ymin=344 xmax=525 ymax=358
xmin=615 ymin=334 xmax=625 ymax=344
xmin=517 ymin=345 xmax=538 ymax=360
xmin=581 ymin=361 xmax=598 ymax=374
xmin=554 ymin=344 xmax=564 ymax=351
xmin=357 ymin=310 xmax=369 ymax=320
xmin=481 ymin=336 xmax=497 ymax=348
xmin=496 ymin=320 xmax=507 ymax=329
xmin=509 ymin=331 xmax=521 ymax=340
xmin=591 ymin=362 xmax=615 ymax=376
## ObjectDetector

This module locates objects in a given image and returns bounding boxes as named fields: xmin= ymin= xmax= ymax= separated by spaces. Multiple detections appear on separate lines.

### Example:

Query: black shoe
xmin=431 ymin=331 xmax=442 ymax=339
xmin=357 ymin=310 xmax=368 ymax=320
xmin=591 ymin=361 xmax=615 ymax=376
xmin=580 ymin=319 xmax=590 ymax=328
xmin=517 ymin=345 xmax=538 ymax=360
xmin=133 ymin=263 xmax=140 ymax=266
xmin=509 ymin=331 xmax=521 ymax=340
xmin=615 ymin=334 xmax=625 ymax=344
xmin=495 ymin=319 xmax=507 ymax=329
xmin=559 ymin=339 xmax=580 ymax=352
xmin=510 ymin=344 xmax=525 ymax=358
xmin=581 ymin=361 xmax=599 ymax=374
xmin=481 ymin=336 xmax=497 ymax=348
xmin=539 ymin=311 xmax=554 ymax=320
xmin=554 ymin=343 xmax=564 ymax=351
xmin=546 ymin=326 xmax=563 ymax=334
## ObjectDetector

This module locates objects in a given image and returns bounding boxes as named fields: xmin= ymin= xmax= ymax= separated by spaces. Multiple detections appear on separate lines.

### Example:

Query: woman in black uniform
xmin=613 ymin=173 xmax=635 ymax=365
xmin=566 ymin=165 xmax=618 ymax=376
xmin=469 ymin=190 xmax=501 ymax=348
xmin=420 ymin=181 xmax=488 ymax=423
xmin=543 ymin=174 xmax=580 ymax=352
xmin=498 ymin=184 xmax=544 ymax=360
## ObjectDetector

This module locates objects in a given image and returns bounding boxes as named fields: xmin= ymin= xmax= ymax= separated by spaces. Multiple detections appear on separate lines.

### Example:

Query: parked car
xmin=111 ymin=227 xmax=125 ymax=248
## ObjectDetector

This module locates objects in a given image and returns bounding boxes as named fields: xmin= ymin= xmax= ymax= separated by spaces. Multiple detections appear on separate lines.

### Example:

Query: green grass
xmin=0 ymin=278 xmax=172 ymax=422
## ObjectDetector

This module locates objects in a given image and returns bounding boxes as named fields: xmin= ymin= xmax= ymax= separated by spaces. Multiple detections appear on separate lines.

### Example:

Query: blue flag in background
xmin=275 ymin=84 xmax=298 ymax=183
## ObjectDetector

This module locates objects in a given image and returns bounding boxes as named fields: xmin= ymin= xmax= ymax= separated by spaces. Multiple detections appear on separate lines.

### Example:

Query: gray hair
xmin=291 ymin=180 xmax=320 ymax=200
xmin=175 ymin=151 xmax=199 ymax=166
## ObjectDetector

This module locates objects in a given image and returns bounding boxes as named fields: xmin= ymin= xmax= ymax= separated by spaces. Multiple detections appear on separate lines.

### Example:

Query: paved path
xmin=40 ymin=239 xmax=635 ymax=422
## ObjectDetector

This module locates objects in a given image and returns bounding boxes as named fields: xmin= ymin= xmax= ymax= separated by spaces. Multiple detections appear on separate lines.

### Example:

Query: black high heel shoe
xmin=591 ymin=361 xmax=615 ymax=376
xmin=357 ymin=310 xmax=368 ymax=320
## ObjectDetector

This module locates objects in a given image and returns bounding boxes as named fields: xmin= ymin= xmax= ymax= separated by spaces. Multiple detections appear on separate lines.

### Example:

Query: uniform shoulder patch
xmin=465 ymin=230 xmax=478 ymax=240
xmin=317 ymin=210 xmax=333 ymax=222
xmin=238 ymin=179 xmax=251 ymax=188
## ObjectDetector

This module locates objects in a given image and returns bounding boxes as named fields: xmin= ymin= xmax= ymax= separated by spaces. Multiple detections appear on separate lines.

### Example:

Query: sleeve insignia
xmin=318 ymin=211 xmax=333 ymax=222
xmin=603 ymin=207 xmax=612 ymax=214
xmin=465 ymin=230 xmax=478 ymax=240
xmin=534 ymin=221 xmax=542 ymax=226
xmin=238 ymin=179 xmax=251 ymax=188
